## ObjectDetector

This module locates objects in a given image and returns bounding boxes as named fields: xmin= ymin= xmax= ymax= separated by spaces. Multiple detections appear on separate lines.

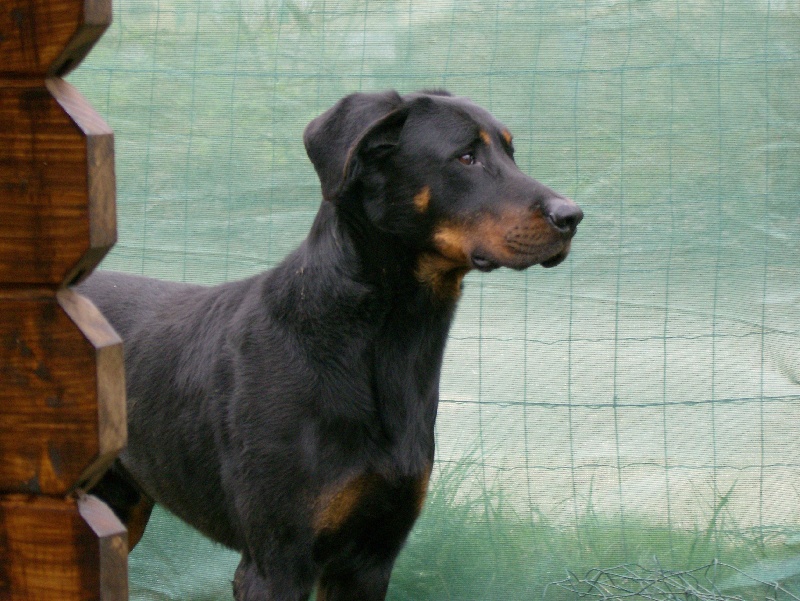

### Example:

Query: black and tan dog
xmin=81 ymin=90 xmax=582 ymax=600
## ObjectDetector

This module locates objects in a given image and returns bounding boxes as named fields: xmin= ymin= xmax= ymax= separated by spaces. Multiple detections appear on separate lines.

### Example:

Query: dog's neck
xmin=276 ymin=199 xmax=458 ymax=467
xmin=306 ymin=199 xmax=454 ymax=307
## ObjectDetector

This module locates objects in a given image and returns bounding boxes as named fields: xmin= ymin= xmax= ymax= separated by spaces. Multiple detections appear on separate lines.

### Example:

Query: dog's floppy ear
xmin=304 ymin=91 xmax=408 ymax=202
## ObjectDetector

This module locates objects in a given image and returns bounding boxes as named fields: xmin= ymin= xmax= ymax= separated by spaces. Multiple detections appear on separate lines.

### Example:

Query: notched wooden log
xmin=0 ymin=493 xmax=128 ymax=600
xmin=0 ymin=78 xmax=116 ymax=287
xmin=0 ymin=290 xmax=125 ymax=496
xmin=0 ymin=0 xmax=112 ymax=77
xmin=0 ymin=0 xmax=126 ymax=598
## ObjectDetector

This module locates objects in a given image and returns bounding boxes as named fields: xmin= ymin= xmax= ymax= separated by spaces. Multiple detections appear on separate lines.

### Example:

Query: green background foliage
xmin=70 ymin=1 xmax=800 ymax=598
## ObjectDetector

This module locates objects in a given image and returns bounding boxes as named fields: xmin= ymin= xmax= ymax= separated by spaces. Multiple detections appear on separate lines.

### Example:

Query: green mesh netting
xmin=69 ymin=1 xmax=800 ymax=599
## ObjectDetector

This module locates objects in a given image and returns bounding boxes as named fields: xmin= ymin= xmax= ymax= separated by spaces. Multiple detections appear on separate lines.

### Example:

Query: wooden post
xmin=0 ymin=1 xmax=127 ymax=599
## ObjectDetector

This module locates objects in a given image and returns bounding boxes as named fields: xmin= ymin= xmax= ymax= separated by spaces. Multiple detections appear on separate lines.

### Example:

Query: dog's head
xmin=304 ymin=90 xmax=583 ymax=299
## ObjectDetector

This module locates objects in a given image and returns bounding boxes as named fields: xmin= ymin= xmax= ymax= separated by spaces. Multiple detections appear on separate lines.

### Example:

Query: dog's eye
xmin=458 ymin=153 xmax=476 ymax=166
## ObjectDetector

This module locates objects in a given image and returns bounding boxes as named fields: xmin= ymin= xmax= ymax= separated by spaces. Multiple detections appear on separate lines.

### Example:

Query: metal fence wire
xmin=69 ymin=1 xmax=800 ymax=599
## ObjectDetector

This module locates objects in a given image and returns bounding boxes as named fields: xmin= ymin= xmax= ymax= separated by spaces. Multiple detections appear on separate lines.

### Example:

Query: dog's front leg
xmin=232 ymin=554 xmax=316 ymax=601
xmin=316 ymin=561 xmax=395 ymax=601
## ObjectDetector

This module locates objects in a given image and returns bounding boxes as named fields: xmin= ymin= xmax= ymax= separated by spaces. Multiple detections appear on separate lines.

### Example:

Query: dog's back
xmin=79 ymin=271 xmax=199 ymax=338
xmin=80 ymin=270 xmax=263 ymax=547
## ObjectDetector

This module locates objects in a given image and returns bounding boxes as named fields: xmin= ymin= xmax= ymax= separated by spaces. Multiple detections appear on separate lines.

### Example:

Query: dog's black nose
xmin=546 ymin=199 xmax=583 ymax=234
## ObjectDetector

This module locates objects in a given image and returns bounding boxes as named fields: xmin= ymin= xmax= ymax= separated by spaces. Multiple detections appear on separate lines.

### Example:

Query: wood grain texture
xmin=0 ymin=0 xmax=112 ymax=76
xmin=78 ymin=494 xmax=129 ymax=601
xmin=58 ymin=287 xmax=126 ymax=487
xmin=0 ymin=0 xmax=125 ymax=597
xmin=49 ymin=77 xmax=117 ymax=282
xmin=0 ymin=78 xmax=116 ymax=287
xmin=0 ymin=493 xmax=128 ymax=600
xmin=0 ymin=291 xmax=125 ymax=495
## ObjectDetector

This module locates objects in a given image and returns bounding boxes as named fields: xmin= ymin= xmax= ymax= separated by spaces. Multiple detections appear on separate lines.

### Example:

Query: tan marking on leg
xmin=479 ymin=129 xmax=492 ymax=146
xmin=415 ymin=466 xmax=433 ymax=514
xmin=413 ymin=186 xmax=431 ymax=213
xmin=126 ymin=495 xmax=155 ymax=550
xmin=314 ymin=474 xmax=379 ymax=534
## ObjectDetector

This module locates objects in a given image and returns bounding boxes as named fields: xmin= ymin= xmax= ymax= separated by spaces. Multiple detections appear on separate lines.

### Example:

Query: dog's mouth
xmin=470 ymin=240 xmax=571 ymax=272
xmin=470 ymin=254 xmax=501 ymax=272
xmin=540 ymin=247 xmax=570 ymax=268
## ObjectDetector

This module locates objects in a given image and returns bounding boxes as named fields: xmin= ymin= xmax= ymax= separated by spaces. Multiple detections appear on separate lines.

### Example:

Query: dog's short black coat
xmin=80 ymin=90 xmax=582 ymax=601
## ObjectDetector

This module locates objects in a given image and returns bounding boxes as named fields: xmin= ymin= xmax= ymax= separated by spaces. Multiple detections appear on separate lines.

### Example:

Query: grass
xmin=387 ymin=458 xmax=800 ymax=601
xmin=129 ymin=454 xmax=800 ymax=600
xmin=547 ymin=562 xmax=800 ymax=601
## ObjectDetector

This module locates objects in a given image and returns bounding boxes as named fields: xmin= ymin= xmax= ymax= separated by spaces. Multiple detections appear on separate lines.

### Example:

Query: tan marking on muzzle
xmin=413 ymin=186 xmax=431 ymax=213
xmin=432 ymin=225 xmax=471 ymax=265
xmin=416 ymin=252 xmax=469 ymax=302
xmin=437 ymin=212 xmax=554 ymax=265
xmin=416 ymin=224 xmax=474 ymax=301
xmin=416 ymin=209 xmax=563 ymax=300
